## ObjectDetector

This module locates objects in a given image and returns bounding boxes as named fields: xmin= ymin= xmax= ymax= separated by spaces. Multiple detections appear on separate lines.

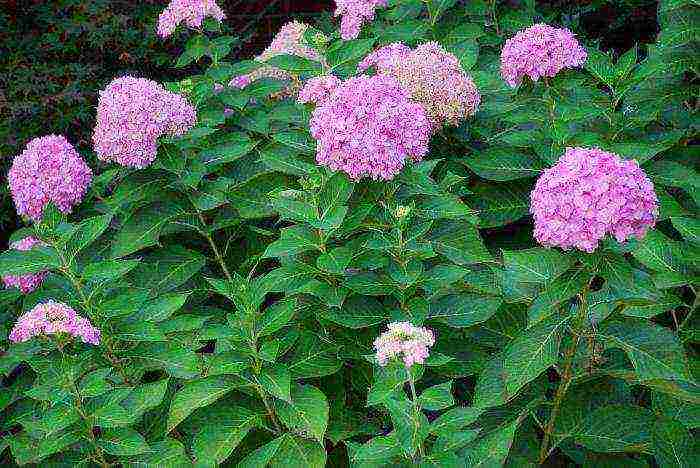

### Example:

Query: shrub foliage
xmin=1 ymin=0 xmax=698 ymax=466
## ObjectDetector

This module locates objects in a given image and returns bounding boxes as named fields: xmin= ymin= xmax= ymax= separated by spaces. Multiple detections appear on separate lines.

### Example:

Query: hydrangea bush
xmin=1 ymin=0 xmax=698 ymax=466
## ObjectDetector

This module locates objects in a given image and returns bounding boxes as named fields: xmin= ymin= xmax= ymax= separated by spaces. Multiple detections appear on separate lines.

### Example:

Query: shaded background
xmin=0 ymin=0 xmax=658 ymax=241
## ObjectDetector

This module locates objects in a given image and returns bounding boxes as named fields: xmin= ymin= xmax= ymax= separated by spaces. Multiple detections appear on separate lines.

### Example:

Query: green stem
xmin=188 ymin=194 xmax=233 ymax=281
xmin=539 ymin=290 xmax=588 ymax=464
xmin=407 ymin=366 xmax=424 ymax=460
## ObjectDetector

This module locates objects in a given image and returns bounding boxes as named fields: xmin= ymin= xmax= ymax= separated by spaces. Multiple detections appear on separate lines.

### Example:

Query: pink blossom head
xmin=9 ymin=301 xmax=100 ymax=345
xmin=229 ymin=21 xmax=324 ymax=98
xmin=93 ymin=76 xmax=196 ymax=169
xmin=306 ymin=74 xmax=431 ymax=181
xmin=373 ymin=321 xmax=435 ymax=367
xmin=8 ymin=135 xmax=92 ymax=222
xmin=530 ymin=147 xmax=658 ymax=252
xmin=500 ymin=23 xmax=587 ymax=87
xmin=298 ymin=75 xmax=342 ymax=105
xmin=334 ymin=0 xmax=388 ymax=40
xmin=2 ymin=237 xmax=48 ymax=294
xmin=360 ymin=41 xmax=480 ymax=128
xmin=157 ymin=0 xmax=226 ymax=38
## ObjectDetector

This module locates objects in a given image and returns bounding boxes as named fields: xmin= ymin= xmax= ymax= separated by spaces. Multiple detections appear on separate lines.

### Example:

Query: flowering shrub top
xmin=374 ymin=321 xmax=435 ymax=367
xmin=334 ymin=0 xmax=388 ymax=40
xmin=297 ymin=74 xmax=342 ymax=105
xmin=92 ymin=76 xmax=196 ymax=169
xmin=531 ymin=147 xmax=658 ymax=252
xmin=1 ymin=236 xmax=47 ymax=293
xmin=229 ymin=21 xmax=323 ymax=98
xmin=8 ymin=134 xmax=92 ymax=221
xmin=157 ymin=0 xmax=225 ymax=38
xmin=500 ymin=23 xmax=587 ymax=87
xmin=303 ymin=74 xmax=431 ymax=180
xmin=9 ymin=301 xmax=100 ymax=345
xmin=359 ymin=41 xmax=480 ymax=128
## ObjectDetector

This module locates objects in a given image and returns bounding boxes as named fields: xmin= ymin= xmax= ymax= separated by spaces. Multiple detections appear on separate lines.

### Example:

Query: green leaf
xmin=259 ymin=364 xmax=292 ymax=402
xmin=574 ymin=405 xmax=654 ymax=453
xmin=418 ymin=381 xmax=455 ymax=410
xmin=239 ymin=433 xmax=326 ymax=468
xmin=430 ymin=221 xmax=493 ymax=265
xmin=263 ymin=226 xmax=322 ymax=258
xmin=257 ymin=299 xmax=296 ymax=338
xmin=265 ymin=53 xmax=323 ymax=74
xmin=141 ymin=293 xmax=189 ymax=322
xmin=286 ymin=332 xmax=341 ymax=379
xmin=430 ymin=407 xmax=484 ymax=436
xmin=272 ymin=130 xmax=316 ymax=154
xmin=463 ymin=420 xmax=519 ymax=467
xmin=167 ymin=375 xmax=242 ymax=431
xmin=276 ymin=384 xmax=329 ymax=444
xmin=97 ymin=428 xmax=150 ymax=456
xmin=344 ymin=272 xmax=396 ymax=296
xmin=0 ymin=246 xmax=61 ymax=275
xmin=416 ymin=195 xmax=478 ymax=222
xmin=111 ymin=203 xmax=183 ymax=258
xmin=328 ymin=38 xmax=376 ymax=71
xmin=671 ymin=217 xmax=700 ymax=244
xmin=260 ymin=145 xmax=315 ymax=176
xmin=469 ymin=181 xmax=530 ymax=228
xmin=386 ymin=397 xmax=429 ymax=456
xmin=503 ymin=312 xmax=571 ymax=398
xmin=272 ymin=198 xmax=317 ymax=224
xmin=503 ymin=248 xmax=574 ymax=284
xmin=82 ymin=259 xmax=140 ymax=283
xmin=597 ymin=319 xmax=691 ymax=383
xmin=191 ymin=405 xmax=260 ymax=466
xmin=632 ymin=230 xmax=693 ymax=274
xmin=131 ymin=245 xmax=206 ymax=293
xmin=461 ymin=148 xmax=543 ymax=181
xmin=527 ymin=268 xmax=591 ymax=326
xmin=347 ymin=433 xmax=402 ymax=467
xmin=130 ymin=438 xmax=190 ymax=466
xmin=652 ymin=417 xmax=695 ymax=467
xmin=430 ymin=294 xmax=503 ymax=327
xmin=317 ymin=246 xmax=353 ymax=274
xmin=322 ymin=295 xmax=390 ymax=328
xmin=8 ymin=431 xmax=80 ymax=465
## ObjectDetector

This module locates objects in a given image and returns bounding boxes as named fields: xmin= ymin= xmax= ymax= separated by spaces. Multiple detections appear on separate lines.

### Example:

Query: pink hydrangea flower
xmin=2 ymin=237 xmax=48 ymax=294
xmin=8 ymin=135 xmax=92 ymax=222
xmin=297 ymin=75 xmax=341 ymax=105
xmin=93 ymin=76 xmax=196 ymax=169
xmin=530 ymin=147 xmax=658 ymax=252
xmin=9 ymin=301 xmax=100 ymax=345
xmin=500 ymin=23 xmax=587 ymax=87
xmin=334 ymin=0 xmax=388 ymax=40
xmin=374 ymin=322 xmax=435 ymax=367
xmin=359 ymin=41 xmax=480 ymax=128
xmin=304 ymin=74 xmax=431 ymax=180
xmin=229 ymin=21 xmax=327 ymax=99
xmin=157 ymin=0 xmax=226 ymax=38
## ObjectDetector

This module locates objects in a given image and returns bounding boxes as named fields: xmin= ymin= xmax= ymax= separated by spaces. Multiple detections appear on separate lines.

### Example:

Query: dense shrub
xmin=1 ymin=0 xmax=698 ymax=466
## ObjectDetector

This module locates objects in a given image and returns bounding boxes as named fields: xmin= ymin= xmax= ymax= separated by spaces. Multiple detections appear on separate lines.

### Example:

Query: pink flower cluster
xmin=9 ymin=301 xmax=100 ymax=345
xmin=297 ymin=75 xmax=341 ymax=105
xmin=374 ymin=321 xmax=435 ymax=367
xmin=93 ymin=76 xmax=196 ymax=169
xmin=359 ymin=41 xmax=480 ymax=128
xmin=302 ymin=74 xmax=431 ymax=180
xmin=8 ymin=135 xmax=92 ymax=222
xmin=2 ymin=237 xmax=48 ymax=294
xmin=229 ymin=21 xmax=324 ymax=98
xmin=157 ymin=0 xmax=225 ymax=38
xmin=334 ymin=0 xmax=388 ymax=40
xmin=531 ymin=147 xmax=658 ymax=252
xmin=500 ymin=23 xmax=587 ymax=87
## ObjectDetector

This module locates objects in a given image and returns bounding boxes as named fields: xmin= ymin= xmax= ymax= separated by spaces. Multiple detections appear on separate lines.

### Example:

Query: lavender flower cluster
xmin=157 ymin=0 xmax=225 ymax=38
xmin=8 ymin=135 xmax=92 ymax=221
xmin=374 ymin=321 xmax=435 ymax=368
xmin=359 ymin=41 xmax=480 ymax=128
xmin=301 ymin=74 xmax=431 ymax=180
xmin=9 ymin=301 xmax=100 ymax=345
xmin=1 ymin=237 xmax=48 ymax=294
xmin=297 ymin=75 xmax=342 ymax=105
xmin=531 ymin=147 xmax=658 ymax=252
xmin=334 ymin=0 xmax=388 ymax=40
xmin=500 ymin=23 xmax=587 ymax=87
xmin=93 ymin=76 xmax=196 ymax=169
xmin=229 ymin=21 xmax=324 ymax=98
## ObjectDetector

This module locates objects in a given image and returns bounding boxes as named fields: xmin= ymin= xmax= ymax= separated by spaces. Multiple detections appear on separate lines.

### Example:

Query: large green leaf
xmin=276 ymin=384 xmax=329 ymax=444
xmin=461 ymin=148 xmax=543 ymax=181
xmin=0 ymin=246 xmax=61 ymax=275
xmin=574 ymin=405 xmax=654 ymax=453
xmin=503 ymin=248 xmax=574 ymax=284
xmin=97 ymin=428 xmax=151 ymax=456
xmin=191 ymin=405 xmax=260 ymax=466
xmin=167 ymin=375 xmax=242 ymax=431
xmin=462 ymin=420 xmax=519 ymax=467
xmin=286 ymin=332 xmax=341 ymax=379
xmin=430 ymin=294 xmax=503 ymax=327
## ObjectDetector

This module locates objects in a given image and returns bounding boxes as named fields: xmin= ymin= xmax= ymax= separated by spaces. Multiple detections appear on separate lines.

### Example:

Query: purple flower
xmin=297 ymin=75 xmax=341 ymax=105
xmin=334 ymin=0 xmax=388 ymax=40
xmin=374 ymin=322 xmax=435 ymax=368
xmin=8 ymin=135 xmax=92 ymax=222
xmin=530 ymin=147 xmax=658 ymax=252
xmin=157 ymin=0 xmax=226 ymax=38
xmin=304 ymin=74 xmax=431 ymax=180
xmin=500 ymin=23 xmax=587 ymax=87
xmin=360 ymin=41 xmax=480 ymax=128
xmin=93 ymin=76 xmax=196 ymax=169
xmin=2 ymin=237 xmax=48 ymax=294
xmin=9 ymin=301 xmax=100 ymax=345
